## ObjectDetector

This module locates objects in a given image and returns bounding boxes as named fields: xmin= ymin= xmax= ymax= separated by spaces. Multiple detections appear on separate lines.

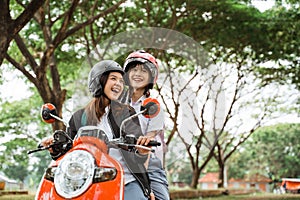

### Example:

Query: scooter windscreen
xmin=75 ymin=126 xmax=109 ymax=144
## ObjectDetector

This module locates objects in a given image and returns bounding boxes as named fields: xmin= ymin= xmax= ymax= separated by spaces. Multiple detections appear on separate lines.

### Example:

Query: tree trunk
xmin=218 ymin=162 xmax=225 ymax=188
xmin=190 ymin=168 xmax=200 ymax=188
xmin=51 ymin=100 xmax=66 ymax=131
xmin=223 ymin=164 xmax=228 ymax=188
xmin=218 ymin=161 xmax=228 ymax=188
xmin=0 ymin=0 xmax=11 ymax=65
xmin=49 ymin=90 xmax=66 ymax=131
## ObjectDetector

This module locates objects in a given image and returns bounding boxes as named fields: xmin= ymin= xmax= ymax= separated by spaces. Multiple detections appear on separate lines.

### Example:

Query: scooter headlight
xmin=54 ymin=150 xmax=94 ymax=198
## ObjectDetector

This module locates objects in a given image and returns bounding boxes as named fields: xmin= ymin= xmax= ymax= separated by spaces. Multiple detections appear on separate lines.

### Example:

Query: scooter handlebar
xmin=147 ymin=140 xmax=161 ymax=147
xmin=27 ymin=146 xmax=50 ymax=154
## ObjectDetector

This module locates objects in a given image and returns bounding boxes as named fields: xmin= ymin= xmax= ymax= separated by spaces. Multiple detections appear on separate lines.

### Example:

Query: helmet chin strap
xmin=101 ymin=85 xmax=112 ymax=102
xmin=92 ymin=85 xmax=109 ymax=100
xmin=92 ymin=88 xmax=102 ymax=97
xmin=102 ymin=92 xmax=110 ymax=101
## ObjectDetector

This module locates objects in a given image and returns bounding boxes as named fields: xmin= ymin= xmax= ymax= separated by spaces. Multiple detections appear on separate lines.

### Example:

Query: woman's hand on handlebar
xmin=136 ymin=136 xmax=153 ymax=155
xmin=40 ymin=136 xmax=54 ymax=153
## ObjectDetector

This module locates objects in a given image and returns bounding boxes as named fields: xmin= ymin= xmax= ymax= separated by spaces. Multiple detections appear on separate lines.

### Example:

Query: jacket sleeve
xmin=67 ymin=109 xmax=85 ymax=139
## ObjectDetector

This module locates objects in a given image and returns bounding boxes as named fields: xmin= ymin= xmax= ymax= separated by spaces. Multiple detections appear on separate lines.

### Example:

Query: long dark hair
xmin=85 ymin=72 xmax=110 ymax=124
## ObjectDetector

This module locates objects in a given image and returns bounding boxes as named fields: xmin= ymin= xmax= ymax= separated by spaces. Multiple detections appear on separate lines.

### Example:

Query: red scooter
xmin=28 ymin=98 xmax=161 ymax=200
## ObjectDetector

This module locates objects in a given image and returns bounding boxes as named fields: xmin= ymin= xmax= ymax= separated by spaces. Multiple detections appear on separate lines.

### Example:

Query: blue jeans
xmin=124 ymin=180 xmax=148 ymax=200
xmin=148 ymin=157 xmax=170 ymax=200
xmin=149 ymin=170 xmax=170 ymax=200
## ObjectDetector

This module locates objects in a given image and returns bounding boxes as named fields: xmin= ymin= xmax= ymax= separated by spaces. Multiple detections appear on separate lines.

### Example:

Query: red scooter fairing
xmin=35 ymin=127 xmax=124 ymax=200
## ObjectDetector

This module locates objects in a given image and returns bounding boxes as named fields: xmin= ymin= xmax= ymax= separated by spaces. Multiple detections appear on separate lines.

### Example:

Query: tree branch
xmin=4 ymin=52 xmax=36 ymax=86
xmin=52 ymin=0 xmax=126 ymax=47
xmin=13 ymin=0 xmax=46 ymax=35
xmin=14 ymin=34 xmax=39 ymax=73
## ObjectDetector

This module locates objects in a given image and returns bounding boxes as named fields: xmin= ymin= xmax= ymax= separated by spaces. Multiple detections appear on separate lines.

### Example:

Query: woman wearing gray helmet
xmin=44 ymin=60 xmax=154 ymax=199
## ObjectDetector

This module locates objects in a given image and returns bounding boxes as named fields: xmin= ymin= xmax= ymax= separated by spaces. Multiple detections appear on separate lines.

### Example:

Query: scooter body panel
xmin=36 ymin=136 xmax=124 ymax=200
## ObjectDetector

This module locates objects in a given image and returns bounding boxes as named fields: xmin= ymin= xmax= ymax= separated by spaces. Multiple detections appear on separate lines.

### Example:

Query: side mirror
xmin=41 ymin=103 xmax=57 ymax=123
xmin=141 ymin=98 xmax=160 ymax=118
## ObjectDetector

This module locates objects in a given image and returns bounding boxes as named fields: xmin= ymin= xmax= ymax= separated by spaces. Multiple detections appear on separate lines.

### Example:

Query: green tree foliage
xmin=174 ymin=0 xmax=300 ymax=91
xmin=0 ymin=95 xmax=52 ymax=184
xmin=228 ymin=123 xmax=300 ymax=180
xmin=178 ymin=1 xmax=265 ymax=50
xmin=254 ymin=3 xmax=300 ymax=90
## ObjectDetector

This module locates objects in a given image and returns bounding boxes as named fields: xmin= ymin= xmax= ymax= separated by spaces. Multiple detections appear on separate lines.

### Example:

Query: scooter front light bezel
xmin=54 ymin=150 xmax=95 ymax=198
xmin=93 ymin=167 xmax=117 ymax=182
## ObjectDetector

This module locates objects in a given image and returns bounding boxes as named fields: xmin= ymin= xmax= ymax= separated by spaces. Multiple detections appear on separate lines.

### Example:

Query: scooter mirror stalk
xmin=119 ymin=98 xmax=160 ymax=139
xmin=141 ymin=98 xmax=160 ymax=118
xmin=40 ymin=103 xmax=69 ymax=127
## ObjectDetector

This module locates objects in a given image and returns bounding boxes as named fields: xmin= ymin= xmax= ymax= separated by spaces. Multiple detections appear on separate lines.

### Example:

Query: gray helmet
xmin=88 ymin=60 xmax=124 ymax=97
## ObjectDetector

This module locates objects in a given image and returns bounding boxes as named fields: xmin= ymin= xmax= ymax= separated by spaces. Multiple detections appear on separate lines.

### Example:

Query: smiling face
xmin=128 ymin=64 xmax=150 ymax=90
xmin=103 ymin=72 xmax=124 ymax=100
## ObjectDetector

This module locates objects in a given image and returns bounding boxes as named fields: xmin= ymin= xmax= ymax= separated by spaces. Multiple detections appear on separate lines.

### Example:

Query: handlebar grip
xmin=147 ymin=140 xmax=161 ymax=147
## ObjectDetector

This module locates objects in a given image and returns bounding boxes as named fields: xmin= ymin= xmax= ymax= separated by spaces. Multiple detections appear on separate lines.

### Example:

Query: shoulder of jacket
xmin=74 ymin=108 xmax=85 ymax=115
xmin=111 ymin=100 xmax=131 ymax=109
xmin=111 ymin=101 xmax=136 ymax=117
xmin=71 ymin=108 xmax=85 ymax=120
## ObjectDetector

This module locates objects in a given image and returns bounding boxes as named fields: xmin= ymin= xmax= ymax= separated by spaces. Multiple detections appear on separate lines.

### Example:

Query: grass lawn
xmin=1 ymin=193 xmax=300 ymax=200
xmin=186 ymin=193 xmax=300 ymax=200
xmin=0 ymin=194 xmax=35 ymax=200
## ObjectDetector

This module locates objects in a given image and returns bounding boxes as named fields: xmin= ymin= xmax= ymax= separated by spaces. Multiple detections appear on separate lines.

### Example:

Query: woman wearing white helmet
xmin=121 ymin=51 xmax=170 ymax=200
